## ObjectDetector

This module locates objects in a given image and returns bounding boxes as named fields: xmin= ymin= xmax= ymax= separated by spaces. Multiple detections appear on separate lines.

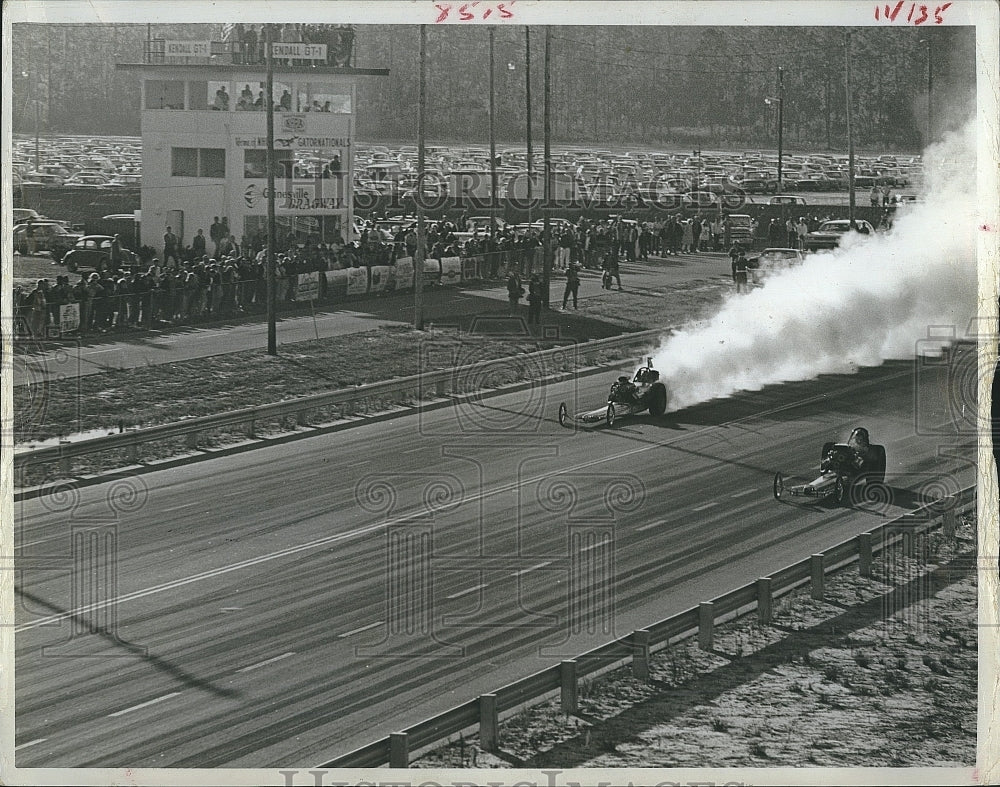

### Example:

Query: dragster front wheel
xmin=773 ymin=472 xmax=784 ymax=500
xmin=606 ymin=403 xmax=616 ymax=427
xmin=558 ymin=402 xmax=569 ymax=427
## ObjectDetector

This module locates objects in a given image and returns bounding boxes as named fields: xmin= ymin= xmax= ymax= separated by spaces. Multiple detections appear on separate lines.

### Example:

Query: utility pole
xmin=924 ymin=36 xmax=933 ymax=143
xmin=525 ymin=27 xmax=533 ymax=225
xmin=414 ymin=25 xmax=427 ymax=330
xmin=777 ymin=66 xmax=784 ymax=192
xmin=845 ymin=30 xmax=856 ymax=224
xmin=542 ymin=26 xmax=552 ymax=309
xmin=266 ymin=23 xmax=277 ymax=354
xmin=489 ymin=27 xmax=497 ymax=241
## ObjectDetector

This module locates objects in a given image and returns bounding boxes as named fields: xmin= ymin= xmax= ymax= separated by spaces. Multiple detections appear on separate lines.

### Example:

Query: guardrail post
xmin=757 ymin=577 xmax=773 ymax=624
xmin=810 ymin=554 xmax=825 ymax=600
xmin=902 ymin=529 xmax=915 ymax=557
xmin=560 ymin=660 xmax=578 ymax=714
xmin=389 ymin=732 xmax=409 ymax=767
xmin=126 ymin=443 xmax=139 ymax=464
xmin=943 ymin=507 xmax=957 ymax=540
xmin=246 ymin=418 xmax=256 ymax=439
xmin=858 ymin=532 xmax=873 ymax=578
xmin=479 ymin=693 xmax=498 ymax=752
xmin=185 ymin=431 xmax=200 ymax=450
xmin=435 ymin=378 xmax=447 ymax=397
xmin=632 ymin=629 xmax=651 ymax=681
xmin=698 ymin=602 xmax=714 ymax=650
xmin=60 ymin=454 xmax=71 ymax=476
xmin=296 ymin=409 xmax=311 ymax=427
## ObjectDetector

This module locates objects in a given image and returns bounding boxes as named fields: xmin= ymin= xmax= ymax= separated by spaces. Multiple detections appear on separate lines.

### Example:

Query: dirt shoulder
xmin=414 ymin=513 xmax=978 ymax=769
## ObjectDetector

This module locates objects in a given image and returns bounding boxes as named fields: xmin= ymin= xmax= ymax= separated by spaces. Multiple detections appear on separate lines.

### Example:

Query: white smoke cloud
xmin=653 ymin=120 xmax=978 ymax=413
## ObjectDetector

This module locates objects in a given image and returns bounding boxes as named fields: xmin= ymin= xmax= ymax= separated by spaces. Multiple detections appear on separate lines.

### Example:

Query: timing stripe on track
xmin=108 ymin=692 xmax=180 ymax=717
xmin=338 ymin=621 xmax=384 ymax=638
xmin=236 ymin=651 xmax=297 ymax=672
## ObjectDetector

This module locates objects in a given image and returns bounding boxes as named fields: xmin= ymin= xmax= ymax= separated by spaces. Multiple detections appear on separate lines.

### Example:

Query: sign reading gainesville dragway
xmin=244 ymin=183 xmax=345 ymax=212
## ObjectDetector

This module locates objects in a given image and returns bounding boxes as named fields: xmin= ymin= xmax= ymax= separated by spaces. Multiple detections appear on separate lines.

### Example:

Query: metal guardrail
xmin=13 ymin=328 xmax=664 ymax=483
xmin=323 ymin=484 xmax=975 ymax=767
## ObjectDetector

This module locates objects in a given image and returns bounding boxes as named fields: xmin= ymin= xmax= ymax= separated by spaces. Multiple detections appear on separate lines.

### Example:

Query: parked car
xmin=13 ymin=208 xmax=43 ymax=225
xmin=61 ymin=235 xmax=140 ymax=273
xmin=13 ymin=221 xmax=84 ymax=261
xmin=803 ymin=219 xmax=876 ymax=252
xmin=747 ymin=247 xmax=805 ymax=283
xmin=768 ymin=195 xmax=808 ymax=206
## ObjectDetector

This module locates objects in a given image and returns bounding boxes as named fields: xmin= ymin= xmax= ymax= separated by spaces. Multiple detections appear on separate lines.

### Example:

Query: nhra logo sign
xmin=282 ymin=114 xmax=307 ymax=133
xmin=245 ymin=184 xmax=265 ymax=209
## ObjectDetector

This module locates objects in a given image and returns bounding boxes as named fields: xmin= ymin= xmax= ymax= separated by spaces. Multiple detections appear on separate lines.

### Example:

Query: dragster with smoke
xmin=558 ymin=357 xmax=668 ymax=428
xmin=773 ymin=427 xmax=887 ymax=505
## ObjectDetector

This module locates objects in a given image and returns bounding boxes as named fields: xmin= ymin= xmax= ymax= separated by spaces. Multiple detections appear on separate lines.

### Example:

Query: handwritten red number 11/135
xmin=434 ymin=2 xmax=516 ymax=22
xmin=874 ymin=2 xmax=952 ymax=24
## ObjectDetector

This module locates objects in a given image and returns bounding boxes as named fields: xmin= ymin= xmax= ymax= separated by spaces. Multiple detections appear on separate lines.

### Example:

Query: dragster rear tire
xmin=648 ymin=384 xmax=667 ymax=417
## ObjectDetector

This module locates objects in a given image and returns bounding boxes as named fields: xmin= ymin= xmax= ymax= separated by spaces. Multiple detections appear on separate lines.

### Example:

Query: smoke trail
xmin=652 ymin=120 xmax=978 ymax=413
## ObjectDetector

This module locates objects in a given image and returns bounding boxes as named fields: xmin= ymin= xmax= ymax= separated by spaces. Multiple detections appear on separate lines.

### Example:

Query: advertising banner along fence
xmin=295 ymin=271 xmax=321 ymax=301
xmin=346 ymin=266 xmax=369 ymax=295
xmin=440 ymin=257 xmax=462 ymax=286
xmin=59 ymin=303 xmax=80 ymax=334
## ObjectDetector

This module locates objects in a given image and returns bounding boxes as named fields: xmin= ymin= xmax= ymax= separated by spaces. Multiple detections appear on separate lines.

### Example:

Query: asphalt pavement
xmin=13 ymin=355 xmax=974 ymax=767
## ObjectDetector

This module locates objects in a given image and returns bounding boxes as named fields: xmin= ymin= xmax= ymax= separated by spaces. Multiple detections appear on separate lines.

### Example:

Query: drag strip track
xmin=13 ymin=356 xmax=975 ymax=767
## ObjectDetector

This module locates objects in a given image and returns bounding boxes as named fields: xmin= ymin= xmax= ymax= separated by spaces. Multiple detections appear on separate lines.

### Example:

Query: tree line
xmin=11 ymin=23 xmax=975 ymax=151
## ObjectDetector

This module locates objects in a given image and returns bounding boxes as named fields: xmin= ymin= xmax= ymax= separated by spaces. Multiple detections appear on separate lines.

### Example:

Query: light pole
xmin=764 ymin=72 xmax=784 ymax=191
xmin=488 ymin=27 xmax=497 ymax=241
xmin=919 ymin=36 xmax=932 ymax=144
xmin=525 ymin=27 xmax=533 ymax=225
xmin=414 ymin=25 xmax=427 ymax=330
xmin=265 ymin=24 xmax=277 ymax=355
xmin=776 ymin=66 xmax=784 ymax=191
xmin=845 ymin=30 xmax=856 ymax=224
xmin=21 ymin=71 xmax=40 ymax=172
xmin=542 ymin=25 xmax=552 ymax=309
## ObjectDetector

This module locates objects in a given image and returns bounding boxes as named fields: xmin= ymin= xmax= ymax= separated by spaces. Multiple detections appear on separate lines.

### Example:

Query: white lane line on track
xmin=14 ymin=738 xmax=47 ymax=751
xmin=236 ymin=651 xmax=296 ymax=673
xmin=511 ymin=561 xmax=552 ymax=577
xmin=337 ymin=621 xmax=384 ymax=638
xmin=108 ymin=692 xmax=181 ymax=717
xmin=17 ymin=368 xmax=917 ymax=635
xmin=636 ymin=520 xmax=666 ymax=532
xmin=83 ymin=348 xmax=120 ymax=355
xmin=691 ymin=502 xmax=718 ymax=512
xmin=162 ymin=502 xmax=199 ymax=512
xmin=731 ymin=489 xmax=756 ymax=498
xmin=400 ymin=447 xmax=425 ymax=454
xmin=446 ymin=583 xmax=488 ymax=600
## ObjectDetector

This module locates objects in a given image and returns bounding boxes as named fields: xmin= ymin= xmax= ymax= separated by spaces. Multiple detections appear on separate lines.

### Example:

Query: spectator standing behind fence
xmin=681 ymin=219 xmax=694 ymax=254
xmin=192 ymin=229 xmax=206 ymax=257
xmin=561 ymin=262 xmax=580 ymax=310
xmin=210 ymin=218 xmax=224 ymax=258
xmin=506 ymin=270 xmax=523 ymax=314
xmin=163 ymin=226 xmax=179 ymax=267
xmin=732 ymin=251 xmax=750 ymax=294
xmin=527 ymin=274 xmax=543 ymax=325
